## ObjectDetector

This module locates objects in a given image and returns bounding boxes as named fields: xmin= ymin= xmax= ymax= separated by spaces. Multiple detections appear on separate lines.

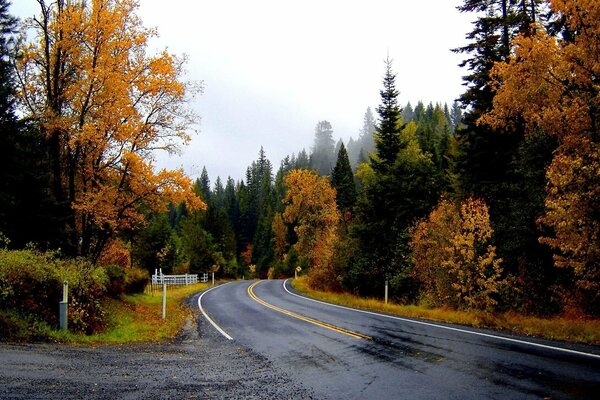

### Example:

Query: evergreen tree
xmin=0 ymin=0 xmax=59 ymax=248
xmin=372 ymin=57 xmax=403 ymax=171
xmin=348 ymin=61 xmax=440 ymax=299
xmin=453 ymin=0 xmax=556 ymax=312
xmin=310 ymin=120 xmax=336 ymax=175
xmin=330 ymin=143 xmax=356 ymax=216
xmin=401 ymin=101 xmax=414 ymax=123
xmin=195 ymin=167 xmax=212 ymax=205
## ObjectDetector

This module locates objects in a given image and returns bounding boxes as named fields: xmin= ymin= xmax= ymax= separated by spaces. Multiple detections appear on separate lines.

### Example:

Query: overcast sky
xmin=11 ymin=0 xmax=473 ymax=183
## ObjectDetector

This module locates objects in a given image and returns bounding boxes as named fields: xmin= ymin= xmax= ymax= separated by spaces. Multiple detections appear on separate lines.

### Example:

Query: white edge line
xmin=283 ymin=279 xmax=600 ymax=360
xmin=198 ymin=283 xmax=233 ymax=340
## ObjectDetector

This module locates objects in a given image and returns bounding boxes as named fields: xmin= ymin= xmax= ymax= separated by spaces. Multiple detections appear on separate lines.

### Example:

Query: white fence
xmin=151 ymin=269 xmax=198 ymax=286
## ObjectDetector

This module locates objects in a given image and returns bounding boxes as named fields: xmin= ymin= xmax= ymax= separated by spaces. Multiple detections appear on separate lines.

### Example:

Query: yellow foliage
xmin=410 ymin=197 xmax=503 ymax=310
xmin=481 ymin=0 xmax=600 ymax=295
xmin=15 ymin=0 xmax=204 ymax=257
xmin=282 ymin=170 xmax=341 ymax=290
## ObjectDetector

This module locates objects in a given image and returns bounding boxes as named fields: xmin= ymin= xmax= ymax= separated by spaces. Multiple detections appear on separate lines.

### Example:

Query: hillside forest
xmin=1 ymin=0 xmax=599 ymax=329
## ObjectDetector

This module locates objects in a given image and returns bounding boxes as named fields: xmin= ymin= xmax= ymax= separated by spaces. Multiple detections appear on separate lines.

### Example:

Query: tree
xmin=310 ymin=120 xmax=336 ymax=175
xmin=132 ymin=213 xmax=175 ymax=274
xmin=348 ymin=107 xmax=376 ymax=168
xmin=349 ymin=121 xmax=440 ymax=298
xmin=410 ymin=197 xmax=504 ymax=310
xmin=281 ymin=170 xmax=340 ymax=290
xmin=481 ymin=0 xmax=600 ymax=312
xmin=330 ymin=142 xmax=356 ymax=218
xmin=14 ymin=0 xmax=203 ymax=259
xmin=0 ymin=0 xmax=60 ymax=248
xmin=372 ymin=57 xmax=403 ymax=171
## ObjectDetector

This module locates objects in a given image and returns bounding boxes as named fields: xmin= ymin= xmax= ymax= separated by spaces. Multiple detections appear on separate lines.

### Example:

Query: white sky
xmin=11 ymin=0 xmax=472 ymax=182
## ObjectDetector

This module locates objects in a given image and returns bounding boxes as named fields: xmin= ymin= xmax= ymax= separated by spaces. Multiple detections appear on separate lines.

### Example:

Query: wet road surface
xmin=199 ymin=279 xmax=600 ymax=399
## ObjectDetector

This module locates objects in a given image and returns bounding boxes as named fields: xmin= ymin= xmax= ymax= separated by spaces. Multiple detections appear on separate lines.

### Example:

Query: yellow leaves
xmin=480 ymin=0 xmax=600 ymax=294
xmin=16 ymin=0 xmax=201 ymax=256
xmin=410 ymin=197 xmax=503 ymax=310
xmin=281 ymin=170 xmax=341 ymax=290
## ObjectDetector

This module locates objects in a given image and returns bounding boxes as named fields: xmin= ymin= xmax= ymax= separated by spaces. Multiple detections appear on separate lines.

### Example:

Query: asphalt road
xmin=199 ymin=279 xmax=600 ymax=400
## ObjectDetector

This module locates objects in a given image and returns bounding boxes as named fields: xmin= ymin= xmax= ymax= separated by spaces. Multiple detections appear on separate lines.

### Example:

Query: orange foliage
xmin=282 ymin=170 xmax=340 ymax=291
xmin=15 ymin=0 xmax=204 ymax=257
xmin=481 ymin=0 xmax=599 ymax=295
xmin=271 ymin=213 xmax=288 ymax=261
xmin=97 ymin=239 xmax=130 ymax=269
xmin=410 ymin=197 xmax=503 ymax=310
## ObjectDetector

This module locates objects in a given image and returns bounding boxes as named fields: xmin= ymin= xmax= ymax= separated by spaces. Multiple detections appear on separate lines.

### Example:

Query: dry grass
xmin=49 ymin=283 xmax=209 ymax=345
xmin=292 ymin=276 xmax=600 ymax=344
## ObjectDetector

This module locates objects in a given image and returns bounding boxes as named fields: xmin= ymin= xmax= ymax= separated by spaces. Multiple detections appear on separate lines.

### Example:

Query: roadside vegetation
xmin=0 ymin=247 xmax=207 ymax=344
xmin=292 ymin=277 xmax=600 ymax=345
xmin=49 ymin=283 xmax=209 ymax=345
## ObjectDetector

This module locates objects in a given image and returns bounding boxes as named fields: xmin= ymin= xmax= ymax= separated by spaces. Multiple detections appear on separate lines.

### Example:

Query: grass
xmin=46 ymin=283 xmax=210 ymax=345
xmin=292 ymin=276 xmax=600 ymax=344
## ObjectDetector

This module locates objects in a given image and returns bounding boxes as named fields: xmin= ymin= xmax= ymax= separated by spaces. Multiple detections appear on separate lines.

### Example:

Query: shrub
xmin=123 ymin=267 xmax=149 ymax=294
xmin=104 ymin=264 xmax=126 ymax=298
xmin=0 ymin=249 xmax=108 ymax=335
xmin=410 ymin=197 xmax=504 ymax=311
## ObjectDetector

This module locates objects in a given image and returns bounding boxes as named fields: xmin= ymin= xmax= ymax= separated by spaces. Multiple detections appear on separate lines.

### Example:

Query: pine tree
xmin=0 ymin=0 xmax=60 ymax=248
xmin=372 ymin=57 xmax=403 ymax=171
xmin=310 ymin=121 xmax=336 ymax=175
xmin=331 ymin=143 xmax=356 ymax=216
xmin=452 ymin=0 xmax=556 ymax=312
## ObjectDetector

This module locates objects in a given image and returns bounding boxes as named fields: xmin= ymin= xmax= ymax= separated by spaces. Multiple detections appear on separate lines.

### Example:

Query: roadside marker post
xmin=162 ymin=283 xmax=166 ymax=319
xmin=59 ymin=281 xmax=68 ymax=330
xmin=384 ymin=279 xmax=388 ymax=304
xmin=212 ymin=272 xmax=215 ymax=286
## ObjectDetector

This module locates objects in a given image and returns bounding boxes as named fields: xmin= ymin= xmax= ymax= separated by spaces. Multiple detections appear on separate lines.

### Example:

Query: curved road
xmin=198 ymin=279 xmax=600 ymax=399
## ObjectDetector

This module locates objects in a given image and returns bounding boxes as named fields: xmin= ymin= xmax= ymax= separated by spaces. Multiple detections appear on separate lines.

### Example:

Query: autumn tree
xmin=14 ymin=0 xmax=203 ymax=259
xmin=280 ymin=169 xmax=340 ymax=290
xmin=481 ymin=0 xmax=600 ymax=313
xmin=411 ymin=197 xmax=503 ymax=310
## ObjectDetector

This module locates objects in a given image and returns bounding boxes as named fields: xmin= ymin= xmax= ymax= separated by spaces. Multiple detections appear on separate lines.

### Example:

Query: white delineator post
xmin=384 ymin=279 xmax=388 ymax=304
xmin=162 ymin=283 xmax=167 ymax=320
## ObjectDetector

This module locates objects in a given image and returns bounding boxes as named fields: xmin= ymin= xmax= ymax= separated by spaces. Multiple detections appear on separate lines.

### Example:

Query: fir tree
xmin=331 ymin=143 xmax=356 ymax=215
xmin=310 ymin=121 xmax=336 ymax=176
xmin=372 ymin=57 xmax=403 ymax=171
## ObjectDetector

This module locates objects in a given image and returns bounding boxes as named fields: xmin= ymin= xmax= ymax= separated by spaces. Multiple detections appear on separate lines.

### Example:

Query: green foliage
xmin=123 ymin=267 xmax=149 ymax=294
xmin=0 ymin=248 xmax=108 ymax=335
xmin=331 ymin=143 xmax=357 ymax=216
xmin=131 ymin=213 xmax=176 ymax=274
xmin=372 ymin=57 xmax=403 ymax=171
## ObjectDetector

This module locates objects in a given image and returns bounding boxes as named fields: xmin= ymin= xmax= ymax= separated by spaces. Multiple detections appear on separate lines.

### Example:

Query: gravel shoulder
xmin=0 ymin=294 xmax=314 ymax=399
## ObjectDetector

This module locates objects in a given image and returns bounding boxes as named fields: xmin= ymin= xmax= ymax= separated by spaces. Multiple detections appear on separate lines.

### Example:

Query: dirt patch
xmin=0 ymin=300 xmax=314 ymax=399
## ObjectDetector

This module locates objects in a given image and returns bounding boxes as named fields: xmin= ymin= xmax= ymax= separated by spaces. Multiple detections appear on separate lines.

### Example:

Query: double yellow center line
xmin=247 ymin=281 xmax=371 ymax=340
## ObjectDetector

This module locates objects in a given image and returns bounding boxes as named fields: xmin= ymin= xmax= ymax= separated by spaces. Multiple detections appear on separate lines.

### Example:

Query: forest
xmin=1 ymin=0 xmax=598 ymax=328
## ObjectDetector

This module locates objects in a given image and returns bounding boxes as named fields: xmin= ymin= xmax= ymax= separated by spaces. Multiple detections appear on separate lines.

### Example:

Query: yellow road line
xmin=247 ymin=281 xmax=371 ymax=340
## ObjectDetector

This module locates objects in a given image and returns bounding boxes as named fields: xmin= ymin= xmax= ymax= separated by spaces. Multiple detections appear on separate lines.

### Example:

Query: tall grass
xmin=292 ymin=276 xmax=600 ymax=344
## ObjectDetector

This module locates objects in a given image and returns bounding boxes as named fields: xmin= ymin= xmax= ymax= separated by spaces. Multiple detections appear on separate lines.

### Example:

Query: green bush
xmin=0 ymin=249 xmax=108 ymax=336
xmin=104 ymin=264 xmax=126 ymax=298
xmin=123 ymin=267 xmax=149 ymax=294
